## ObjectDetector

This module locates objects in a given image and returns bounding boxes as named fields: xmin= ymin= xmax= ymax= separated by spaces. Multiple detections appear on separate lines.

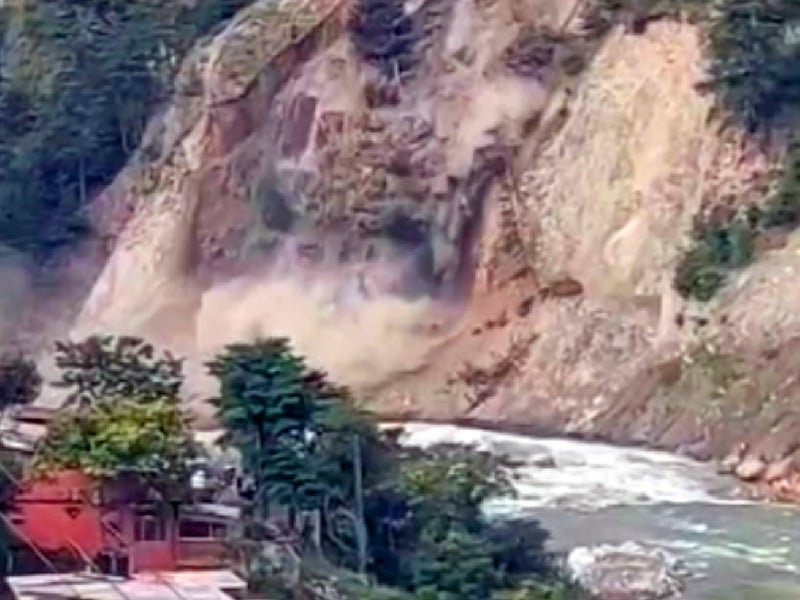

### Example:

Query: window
xmin=134 ymin=515 xmax=165 ymax=541
xmin=178 ymin=519 xmax=228 ymax=540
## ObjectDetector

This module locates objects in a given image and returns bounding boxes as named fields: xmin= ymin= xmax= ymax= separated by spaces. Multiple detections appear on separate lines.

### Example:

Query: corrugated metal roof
xmin=6 ymin=572 xmax=238 ymax=600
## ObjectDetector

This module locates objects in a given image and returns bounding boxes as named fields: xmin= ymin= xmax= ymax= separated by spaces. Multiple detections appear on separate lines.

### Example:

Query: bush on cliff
xmin=674 ymin=215 xmax=755 ymax=301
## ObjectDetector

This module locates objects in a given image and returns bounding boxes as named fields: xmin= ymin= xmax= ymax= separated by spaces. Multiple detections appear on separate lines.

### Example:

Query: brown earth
xmin=8 ymin=0 xmax=800 ymax=501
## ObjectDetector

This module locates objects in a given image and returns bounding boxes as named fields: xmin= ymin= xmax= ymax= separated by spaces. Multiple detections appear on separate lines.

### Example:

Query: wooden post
xmin=352 ymin=434 xmax=367 ymax=575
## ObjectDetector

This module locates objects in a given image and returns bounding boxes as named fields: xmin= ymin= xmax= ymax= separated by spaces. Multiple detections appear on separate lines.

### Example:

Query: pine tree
xmin=708 ymin=0 xmax=800 ymax=129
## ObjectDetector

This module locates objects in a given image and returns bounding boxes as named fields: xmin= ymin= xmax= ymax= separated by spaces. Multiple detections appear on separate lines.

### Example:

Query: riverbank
xmin=375 ymin=405 xmax=800 ymax=505
xmin=396 ymin=422 xmax=800 ymax=599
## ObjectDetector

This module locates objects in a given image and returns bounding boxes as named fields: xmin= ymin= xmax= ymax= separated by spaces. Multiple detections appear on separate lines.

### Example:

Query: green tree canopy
xmin=210 ymin=339 xmax=574 ymax=600
xmin=0 ymin=0 xmax=250 ymax=259
xmin=34 ymin=396 xmax=196 ymax=493
xmin=53 ymin=335 xmax=184 ymax=407
xmin=208 ymin=339 xmax=388 ymax=514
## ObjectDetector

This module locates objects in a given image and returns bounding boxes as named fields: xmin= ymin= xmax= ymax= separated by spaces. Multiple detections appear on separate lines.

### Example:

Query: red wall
xmin=9 ymin=469 xmax=231 ymax=574
xmin=12 ymin=470 xmax=106 ymax=557
xmin=117 ymin=508 xmax=177 ymax=573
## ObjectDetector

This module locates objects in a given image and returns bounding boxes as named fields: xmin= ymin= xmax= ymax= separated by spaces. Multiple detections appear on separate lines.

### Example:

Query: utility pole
xmin=352 ymin=434 xmax=367 ymax=576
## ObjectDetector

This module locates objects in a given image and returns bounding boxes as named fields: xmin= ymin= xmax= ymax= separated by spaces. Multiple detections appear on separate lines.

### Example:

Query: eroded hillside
xmin=7 ymin=0 xmax=800 ymax=499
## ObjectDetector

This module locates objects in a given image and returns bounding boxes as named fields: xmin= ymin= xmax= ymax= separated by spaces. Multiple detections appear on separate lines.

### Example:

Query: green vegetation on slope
xmin=591 ymin=0 xmax=800 ymax=130
xmin=674 ymin=140 xmax=800 ymax=301
xmin=0 ymin=0 xmax=249 ymax=259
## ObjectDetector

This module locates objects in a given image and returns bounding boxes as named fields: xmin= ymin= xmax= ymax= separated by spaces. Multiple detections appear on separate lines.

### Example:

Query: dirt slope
xmin=13 ymin=0 xmax=800 ymax=499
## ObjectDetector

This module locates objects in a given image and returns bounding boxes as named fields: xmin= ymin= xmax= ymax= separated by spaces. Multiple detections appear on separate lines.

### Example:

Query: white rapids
xmin=397 ymin=422 xmax=742 ymax=512
xmin=393 ymin=422 xmax=800 ymax=599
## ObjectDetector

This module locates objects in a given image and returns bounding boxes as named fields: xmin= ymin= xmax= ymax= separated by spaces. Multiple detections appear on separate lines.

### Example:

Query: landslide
xmin=6 ymin=0 xmax=800 ymax=498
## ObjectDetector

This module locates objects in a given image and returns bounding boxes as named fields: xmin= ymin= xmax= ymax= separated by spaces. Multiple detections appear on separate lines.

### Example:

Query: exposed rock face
xmin=31 ymin=0 xmax=800 ymax=500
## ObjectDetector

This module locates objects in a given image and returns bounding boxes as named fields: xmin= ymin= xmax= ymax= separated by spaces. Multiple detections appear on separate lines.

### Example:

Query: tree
xmin=209 ymin=338 xmax=400 ymax=580
xmin=53 ymin=335 xmax=183 ymax=407
xmin=210 ymin=341 xmax=575 ymax=599
xmin=0 ymin=353 xmax=41 ymax=415
xmin=34 ymin=396 xmax=196 ymax=496
xmin=208 ymin=340 xmax=381 ymax=517
xmin=0 ymin=0 xmax=250 ymax=259
xmin=706 ymin=0 xmax=800 ymax=130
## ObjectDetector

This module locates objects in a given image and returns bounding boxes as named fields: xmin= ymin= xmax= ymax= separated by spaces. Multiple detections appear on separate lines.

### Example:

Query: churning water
xmin=396 ymin=423 xmax=800 ymax=599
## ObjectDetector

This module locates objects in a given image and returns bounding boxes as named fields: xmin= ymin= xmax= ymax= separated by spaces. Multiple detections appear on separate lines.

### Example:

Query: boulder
xmin=567 ymin=541 xmax=689 ymax=600
xmin=716 ymin=444 xmax=746 ymax=475
xmin=764 ymin=455 xmax=796 ymax=483
xmin=529 ymin=451 xmax=557 ymax=469
xmin=735 ymin=456 xmax=767 ymax=481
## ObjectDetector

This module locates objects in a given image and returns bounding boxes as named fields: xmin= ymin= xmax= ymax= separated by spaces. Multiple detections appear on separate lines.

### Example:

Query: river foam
xmin=396 ymin=422 xmax=746 ymax=511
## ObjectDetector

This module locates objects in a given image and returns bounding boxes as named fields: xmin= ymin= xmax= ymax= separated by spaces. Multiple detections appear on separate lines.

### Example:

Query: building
xmin=6 ymin=469 xmax=242 ymax=575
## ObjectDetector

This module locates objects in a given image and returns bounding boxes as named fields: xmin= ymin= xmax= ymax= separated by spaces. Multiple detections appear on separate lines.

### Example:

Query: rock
xmin=765 ymin=455 xmax=796 ymax=483
xmin=567 ymin=541 xmax=689 ymax=600
xmin=735 ymin=456 xmax=767 ymax=481
xmin=516 ymin=296 xmax=535 ymax=318
xmin=716 ymin=444 xmax=746 ymax=475
xmin=529 ymin=451 xmax=556 ymax=468
xmin=280 ymin=93 xmax=318 ymax=158
xmin=543 ymin=277 xmax=583 ymax=298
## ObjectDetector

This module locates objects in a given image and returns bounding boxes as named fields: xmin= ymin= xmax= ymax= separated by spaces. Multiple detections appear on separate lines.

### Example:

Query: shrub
xmin=674 ymin=217 xmax=755 ymax=301
xmin=0 ymin=353 xmax=41 ymax=411
xmin=53 ymin=335 xmax=184 ymax=407
xmin=761 ymin=141 xmax=800 ymax=229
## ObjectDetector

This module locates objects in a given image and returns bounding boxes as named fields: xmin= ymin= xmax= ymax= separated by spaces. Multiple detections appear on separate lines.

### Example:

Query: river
xmin=396 ymin=423 xmax=800 ymax=599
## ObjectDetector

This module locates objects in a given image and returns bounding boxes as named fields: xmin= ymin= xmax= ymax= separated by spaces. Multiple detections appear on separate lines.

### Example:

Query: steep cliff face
xmin=58 ymin=0 xmax=800 ymax=494
xmin=74 ymin=0 xmax=576 ymax=393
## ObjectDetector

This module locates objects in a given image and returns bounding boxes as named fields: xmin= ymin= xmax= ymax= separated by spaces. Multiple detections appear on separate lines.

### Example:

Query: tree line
xmin=0 ymin=0 xmax=249 ymax=260
xmin=0 ymin=336 xmax=581 ymax=600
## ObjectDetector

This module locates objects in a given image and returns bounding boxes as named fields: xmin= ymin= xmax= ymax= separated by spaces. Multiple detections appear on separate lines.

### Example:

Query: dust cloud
xmin=194 ymin=265 xmax=441 ymax=391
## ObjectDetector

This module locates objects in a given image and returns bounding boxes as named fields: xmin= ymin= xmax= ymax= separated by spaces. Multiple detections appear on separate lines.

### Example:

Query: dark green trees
xmin=207 ymin=338 xmax=573 ymax=599
xmin=707 ymin=0 xmax=800 ymax=131
xmin=0 ymin=0 xmax=249 ymax=259
xmin=53 ymin=335 xmax=183 ymax=407
xmin=0 ymin=353 xmax=41 ymax=414
xmin=207 ymin=339 xmax=382 ymax=521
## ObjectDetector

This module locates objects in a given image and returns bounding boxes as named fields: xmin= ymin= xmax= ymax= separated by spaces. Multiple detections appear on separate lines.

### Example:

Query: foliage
xmin=673 ymin=216 xmax=755 ymax=301
xmin=706 ymin=0 xmax=800 ymax=131
xmin=208 ymin=339 xmax=389 ymax=517
xmin=0 ymin=352 xmax=41 ymax=410
xmin=412 ymin=526 xmax=500 ymax=600
xmin=209 ymin=338 xmax=572 ymax=599
xmin=34 ymin=396 xmax=196 ymax=491
xmin=674 ymin=137 xmax=800 ymax=302
xmin=53 ymin=335 xmax=183 ymax=407
xmin=0 ymin=0 xmax=250 ymax=259
xmin=363 ymin=445 xmax=556 ymax=599
xmin=761 ymin=141 xmax=800 ymax=228
xmin=492 ymin=580 xmax=583 ymax=600
xmin=396 ymin=444 xmax=514 ymax=534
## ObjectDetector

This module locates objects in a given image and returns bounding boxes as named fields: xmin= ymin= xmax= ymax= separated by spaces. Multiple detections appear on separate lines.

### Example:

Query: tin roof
xmin=7 ymin=571 xmax=241 ymax=600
